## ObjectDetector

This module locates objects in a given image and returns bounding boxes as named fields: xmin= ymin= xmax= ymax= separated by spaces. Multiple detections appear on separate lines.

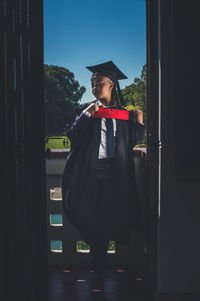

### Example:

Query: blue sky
xmin=44 ymin=0 xmax=146 ymax=103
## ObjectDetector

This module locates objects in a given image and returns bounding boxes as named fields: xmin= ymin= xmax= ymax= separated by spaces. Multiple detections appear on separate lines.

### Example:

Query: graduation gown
xmin=62 ymin=101 xmax=145 ymax=245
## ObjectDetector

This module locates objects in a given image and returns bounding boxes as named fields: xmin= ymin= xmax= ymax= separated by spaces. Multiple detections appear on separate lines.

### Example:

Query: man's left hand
xmin=133 ymin=109 xmax=144 ymax=125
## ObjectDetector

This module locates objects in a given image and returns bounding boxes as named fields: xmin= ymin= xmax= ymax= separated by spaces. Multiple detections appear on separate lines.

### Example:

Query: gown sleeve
xmin=134 ymin=121 xmax=146 ymax=144
xmin=129 ymin=110 xmax=146 ymax=147
xmin=67 ymin=112 xmax=90 ymax=147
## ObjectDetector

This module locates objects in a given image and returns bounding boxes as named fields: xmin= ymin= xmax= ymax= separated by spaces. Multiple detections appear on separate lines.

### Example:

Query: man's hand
xmin=85 ymin=103 xmax=99 ymax=114
xmin=133 ymin=109 xmax=144 ymax=125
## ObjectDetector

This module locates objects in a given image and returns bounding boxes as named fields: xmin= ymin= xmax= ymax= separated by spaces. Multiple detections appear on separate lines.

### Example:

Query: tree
xmin=122 ymin=64 xmax=146 ymax=118
xmin=122 ymin=64 xmax=147 ymax=146
xmin=44 ymin=64 xmax=86 ymax=136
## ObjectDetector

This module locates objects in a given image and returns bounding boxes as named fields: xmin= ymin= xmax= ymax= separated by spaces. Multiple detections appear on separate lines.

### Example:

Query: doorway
xmin=44 ymin=0 xmax=150 ymax=276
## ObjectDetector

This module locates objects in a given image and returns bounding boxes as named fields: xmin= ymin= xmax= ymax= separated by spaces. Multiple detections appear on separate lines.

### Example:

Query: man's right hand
xmin=84 ymin=103 xmax=99 ymax=114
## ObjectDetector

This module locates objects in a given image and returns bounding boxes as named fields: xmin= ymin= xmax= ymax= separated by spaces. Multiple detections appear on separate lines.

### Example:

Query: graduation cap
xmin=86 ymin=61 xmax=127 ymax=105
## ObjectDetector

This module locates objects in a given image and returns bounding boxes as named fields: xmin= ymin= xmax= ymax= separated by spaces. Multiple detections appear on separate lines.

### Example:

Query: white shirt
xmin=83 ymin=99 xmax=116 ymax=159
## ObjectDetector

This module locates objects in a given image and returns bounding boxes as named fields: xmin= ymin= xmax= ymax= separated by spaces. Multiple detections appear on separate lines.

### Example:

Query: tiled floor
xmin=48 ymin=265 xmax=150 ymax=301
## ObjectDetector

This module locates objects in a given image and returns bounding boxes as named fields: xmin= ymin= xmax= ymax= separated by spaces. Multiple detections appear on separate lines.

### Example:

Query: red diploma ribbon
xmin=91 ymin=106 xmax=129 ymax=120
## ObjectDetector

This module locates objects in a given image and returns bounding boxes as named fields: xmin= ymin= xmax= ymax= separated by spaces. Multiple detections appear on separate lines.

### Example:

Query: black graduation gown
xmin=62 ymin=101 xmax=145 ymax=245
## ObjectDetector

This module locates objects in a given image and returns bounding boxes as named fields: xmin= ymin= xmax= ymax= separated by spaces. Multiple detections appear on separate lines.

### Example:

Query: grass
xmin=45 ymin=136 xmax=146 ymax=150
xmin=45 ymin=136 xmax=71 ymax=149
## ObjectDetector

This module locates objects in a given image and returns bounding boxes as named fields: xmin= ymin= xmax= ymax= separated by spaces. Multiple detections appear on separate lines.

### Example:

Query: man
xmin=62 ymin=61 xmax=145 ymax=271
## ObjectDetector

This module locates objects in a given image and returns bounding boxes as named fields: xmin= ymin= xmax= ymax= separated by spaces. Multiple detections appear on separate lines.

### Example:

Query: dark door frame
xmin=0 ymin=0 xmax=164 ymax=300
xmin=146 ymin=0 xmax=159 ymax=297
xmin=0 ymin=1 xmax=47 ymax=300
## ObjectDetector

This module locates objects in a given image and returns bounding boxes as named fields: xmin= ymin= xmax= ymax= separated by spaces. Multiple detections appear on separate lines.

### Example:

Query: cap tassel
xmin=116 ymin=81 xmax=125 ymax=106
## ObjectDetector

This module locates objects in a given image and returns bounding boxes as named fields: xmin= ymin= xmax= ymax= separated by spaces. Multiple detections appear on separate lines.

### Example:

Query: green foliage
xmin=122 ymin=64 xmax=147 ymax=146
xmin=124 ymin=104 xmax=142 ymax=111
xmin=76 ymin=240 xmax=116 ymax=251
xmin=77 ymin=240 xmax=90 ymax=251
xmin=122 ymin=64 xmax=147 ymax=121
xmin=108 ymin=240 xmax=115 ymax=251
xmin=44 ymin=64 xmax=86 ymax=136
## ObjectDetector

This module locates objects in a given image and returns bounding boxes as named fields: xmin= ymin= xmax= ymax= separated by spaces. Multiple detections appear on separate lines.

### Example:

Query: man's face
xmin=91 ymin=76 xmax=114 ymax=100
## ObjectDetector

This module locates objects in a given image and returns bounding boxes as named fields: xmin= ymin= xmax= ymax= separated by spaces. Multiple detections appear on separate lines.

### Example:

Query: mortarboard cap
xmin=86 ymin=61 xmax=127 ymax=105
xmin=86 ymin=61 xmax=127 ymax=83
